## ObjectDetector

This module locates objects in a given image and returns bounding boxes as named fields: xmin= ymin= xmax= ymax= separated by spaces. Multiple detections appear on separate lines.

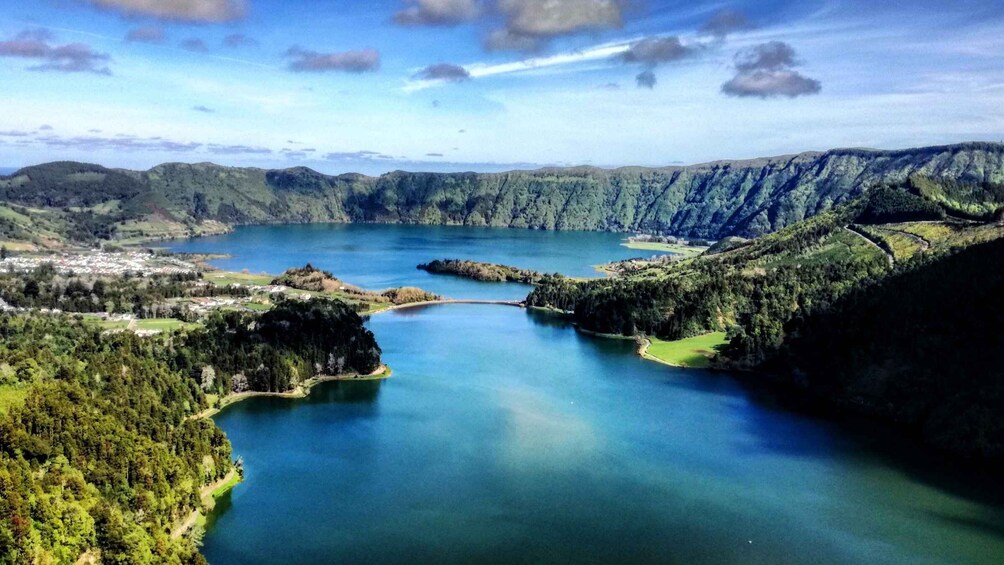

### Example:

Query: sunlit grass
xmin=644 ymin=332 xmax=728 ymax=369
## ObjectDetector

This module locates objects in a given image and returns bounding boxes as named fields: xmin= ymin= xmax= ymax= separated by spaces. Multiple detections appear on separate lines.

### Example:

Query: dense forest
xmin=2 ymin=143 xmax=1003 ymax=247
xmin=417 ymin=259 xmax=552 ymax=284
xmin=172 ymin=298 xmax=382 ymax=393
xmin=0 ymin=316 xmax=230 ymax=564
xmin=773 ymin=237 xmax=1004 ymax=460
xmin=0 ymin=297 xmax=383 ymax=562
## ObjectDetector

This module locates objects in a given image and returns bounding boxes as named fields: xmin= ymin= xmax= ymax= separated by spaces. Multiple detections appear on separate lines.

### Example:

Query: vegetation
xmin=0 ymin=315 xmax=230 ymax=564
xmin=271 ymin=264 xmax=440 ymax=310
xmin=774 ymin=237 xmax=1004 ymax=460
xmin=642 ymin=333 xmax=728 ymax=369
xmin=3 ymin=143 xmax=1003 ymax=247
xmin=271 ymin=264 xmax=351 ymax=293
xmin=527 ymin=179 xmax=1004 ymax=459
xmin=417 ymin=259 xmax=551 ymax=284
xmin=171 ymin=297 xmax=382 ymax=394
xmin=379 ymin=287 xmax=439 ymax=304
xmin=0 ymin=293 xmax=383 ymax=562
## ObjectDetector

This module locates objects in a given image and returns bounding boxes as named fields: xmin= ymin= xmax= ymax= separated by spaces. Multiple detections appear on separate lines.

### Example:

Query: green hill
xmin=525 ymin=178 xmax=1004 ymax=459
xmin=777 ymin=236 xmax=1004 ymax=460
xmin=2 ymin=142 xmax=1004 ymax=247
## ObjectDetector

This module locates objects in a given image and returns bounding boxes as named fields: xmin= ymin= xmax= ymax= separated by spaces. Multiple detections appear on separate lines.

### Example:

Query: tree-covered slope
xmin=2 ymin=142 xmax=1003 ymax=246
xmin=525 ymin=178 xmax=1004 ymax=460
xmin=0 ymin=297 xmax=383 ymax=562
xmin=776 ymin=236 xmax=1004 ymax=460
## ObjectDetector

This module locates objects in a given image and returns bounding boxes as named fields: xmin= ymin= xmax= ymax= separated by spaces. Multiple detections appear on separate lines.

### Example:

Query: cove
xmin=202 ymin=305 xmax=1003 ymax=564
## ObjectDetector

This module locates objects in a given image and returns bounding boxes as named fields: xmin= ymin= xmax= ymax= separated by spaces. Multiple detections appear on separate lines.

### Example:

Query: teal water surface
xmin=168 ymin=223 xmax=663 ymax=300
xmin=203 ymin=305 xmax=1004 ymax=565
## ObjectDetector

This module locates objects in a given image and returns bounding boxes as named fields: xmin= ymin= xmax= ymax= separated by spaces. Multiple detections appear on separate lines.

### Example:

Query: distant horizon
xmin=3 ymin=139 xmax=1003 ymax=178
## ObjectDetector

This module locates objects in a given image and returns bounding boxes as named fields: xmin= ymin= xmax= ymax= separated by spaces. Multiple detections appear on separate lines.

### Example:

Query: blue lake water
xmin=178 ymin=225 xmax=1004 ymax=564
xmin=168 ymin=223 xmax=662 ymax=300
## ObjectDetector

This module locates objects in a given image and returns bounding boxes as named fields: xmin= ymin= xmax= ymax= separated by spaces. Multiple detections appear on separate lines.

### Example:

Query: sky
xmin=0 ymin=0 xmax=1003 ymax=175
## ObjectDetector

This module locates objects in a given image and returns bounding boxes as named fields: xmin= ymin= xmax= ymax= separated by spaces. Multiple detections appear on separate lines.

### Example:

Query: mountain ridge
xmin=1 ymin=142 xmax=1002 ymax=247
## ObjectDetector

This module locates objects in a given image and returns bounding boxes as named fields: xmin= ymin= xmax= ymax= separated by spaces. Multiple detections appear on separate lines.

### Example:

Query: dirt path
xmin=885 ymin=227 xmax=931 ymax=252
xmin=845 ymin=225 xmax=894 ymax=267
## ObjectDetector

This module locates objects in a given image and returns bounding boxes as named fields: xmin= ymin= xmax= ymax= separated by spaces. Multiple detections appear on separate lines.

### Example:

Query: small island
xmin=417 ymin=259 xmax=556 ymax=284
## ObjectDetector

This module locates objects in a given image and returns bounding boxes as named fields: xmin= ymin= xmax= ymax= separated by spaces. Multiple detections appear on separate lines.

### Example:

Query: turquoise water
xmin=168 ymin=223 xmax=663 ymax=300
xmin=182 ymin=225 xmax=1004 ymax=564
xmin=203 ymin=306 xmax=1003 ymax=564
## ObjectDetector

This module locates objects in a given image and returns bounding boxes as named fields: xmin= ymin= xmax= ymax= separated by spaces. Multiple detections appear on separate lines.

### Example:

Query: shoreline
xmin=170 ymin=364 xmax=392 ymax=540
xmin=637 ymin=336 xmax=685 ymax=368
xmin=193 ymin=364 xmax=393 ymax=421
xmin=170 ymin=467 xmax=241 ymax=539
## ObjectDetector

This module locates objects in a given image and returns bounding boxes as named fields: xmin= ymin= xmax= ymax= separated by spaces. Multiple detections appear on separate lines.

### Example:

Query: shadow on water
xmin=203 ymin=489 xmax=233 ymax=532
xmin=524 ymin=306 xmax=1004 ymax=513
xmin=734 ymin=377 xmax=1004 ymax=511
xmin=225 ymin=379 xmax=382 ymax=417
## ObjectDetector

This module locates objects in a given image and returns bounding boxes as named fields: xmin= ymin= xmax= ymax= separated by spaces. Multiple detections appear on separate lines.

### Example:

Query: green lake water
xmin=174 ymin=225 xmax=1004 ymax=564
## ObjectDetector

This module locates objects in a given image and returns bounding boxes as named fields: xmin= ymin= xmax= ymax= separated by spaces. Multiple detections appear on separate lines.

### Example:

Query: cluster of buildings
xmin=0 ymin=251 xmax=197 ymax=277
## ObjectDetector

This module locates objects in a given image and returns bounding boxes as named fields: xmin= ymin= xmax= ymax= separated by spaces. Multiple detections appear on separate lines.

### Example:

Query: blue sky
xmin=0 ymin=0 xmax=1002 ymax=175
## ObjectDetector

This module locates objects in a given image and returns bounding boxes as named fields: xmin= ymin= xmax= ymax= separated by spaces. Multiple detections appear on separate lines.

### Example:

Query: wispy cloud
xmin=699 ymin=10 xmax=755 ymax=38
xmin=285 ymin=46 xmax=380 ymax=73
xmin=406 ymin=37 xmax=641 ymax=91
xmin=125 ymin=26 xmax=165 ymax=44
xmin=181 ymin=38 xmax=209 ymax=53
xmin=413 ymin=63 xmax=471 ymax=82
xmin=207 ymin=143 xmax=271 ymax=155
xmin=0 ymin=29 xmax=111 ymax=75
xmin=223 ymin=33 xmax=257 ymax=48
xmin=34 ymin=133 xmax=201 ymax=152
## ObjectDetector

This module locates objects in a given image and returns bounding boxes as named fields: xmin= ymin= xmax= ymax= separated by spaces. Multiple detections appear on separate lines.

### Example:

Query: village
xmin=0 ymin=250 xmax=197 ymax=277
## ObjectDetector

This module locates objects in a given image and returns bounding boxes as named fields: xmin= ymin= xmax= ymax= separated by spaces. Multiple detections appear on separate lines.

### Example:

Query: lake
xmin=168 ymin=223 xmax=664 ymax=300
xmin=173 ymin=225 xmax=1004 ymax=564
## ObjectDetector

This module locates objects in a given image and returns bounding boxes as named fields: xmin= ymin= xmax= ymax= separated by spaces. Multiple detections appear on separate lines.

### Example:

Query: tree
xmin=200 ymin=366 xmax=216 ymax=392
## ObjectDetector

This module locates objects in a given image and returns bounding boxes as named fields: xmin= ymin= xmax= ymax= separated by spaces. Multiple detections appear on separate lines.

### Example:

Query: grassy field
xmin=643 ymin=332 xmax=729 ymax=368
xmin=205 ymin=271 xmax=275 ymax=286
xmin=134 ymin=318 xmax=202 ymax=332
xmin=210 ymin=469 xmax=242 ymax=500
xmin=623 ymin=241 xmax=707 ymax=257
xmin=96 ymin=319 xmax=131 ymax=331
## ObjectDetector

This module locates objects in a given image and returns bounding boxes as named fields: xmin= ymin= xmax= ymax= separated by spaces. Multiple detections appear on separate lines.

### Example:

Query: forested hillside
xmin=0 ymin=298 xmax=382 ymax=562
xmin=1 ymin=143 xmax=1003 ymax=248
xmin=526 ymin=178 xmax=1004 ymax=460
xmin=776 ymin=237 xmax=1004 ymax=460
